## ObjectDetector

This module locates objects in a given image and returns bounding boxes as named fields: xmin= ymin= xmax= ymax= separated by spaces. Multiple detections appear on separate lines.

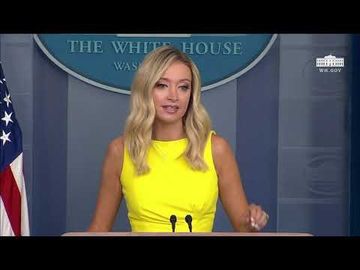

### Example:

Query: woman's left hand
xmin=248 ymin=203 xmax=269 ymax=231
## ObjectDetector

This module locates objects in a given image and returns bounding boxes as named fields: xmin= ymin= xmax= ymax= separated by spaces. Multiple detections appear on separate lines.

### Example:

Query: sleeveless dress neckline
xmin=151 ymin=138 xmax=188 ymax=160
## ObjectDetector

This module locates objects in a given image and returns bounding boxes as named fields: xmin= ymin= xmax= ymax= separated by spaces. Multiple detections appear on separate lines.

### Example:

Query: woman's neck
xmin=152 ymin=121 xmax=186 ymax=141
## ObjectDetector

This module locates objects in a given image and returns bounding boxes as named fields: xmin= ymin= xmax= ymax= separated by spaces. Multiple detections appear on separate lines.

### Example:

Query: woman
xmin=88 ymin=45 xmax=269 ymax=232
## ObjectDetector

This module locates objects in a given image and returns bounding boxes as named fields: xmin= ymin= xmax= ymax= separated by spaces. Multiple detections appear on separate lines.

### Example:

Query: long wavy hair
xmin=124 ymin=45 xmax=212 ymax=175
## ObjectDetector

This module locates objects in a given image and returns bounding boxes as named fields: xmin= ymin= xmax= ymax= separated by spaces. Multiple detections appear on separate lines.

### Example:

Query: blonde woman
xmin=88 ymin=45 xmax=269 ymax=233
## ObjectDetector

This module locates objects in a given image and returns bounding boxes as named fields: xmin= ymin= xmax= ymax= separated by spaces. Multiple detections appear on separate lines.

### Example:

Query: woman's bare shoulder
xmin=107 ymin=135 xmax=125 ymax=158
xmin=211 ymin=133 xmax=232 ymax=158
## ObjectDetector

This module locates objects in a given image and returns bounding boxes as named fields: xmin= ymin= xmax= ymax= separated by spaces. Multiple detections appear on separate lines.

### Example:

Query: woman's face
xmin=152 ymin=61 xmax=192 ymax=125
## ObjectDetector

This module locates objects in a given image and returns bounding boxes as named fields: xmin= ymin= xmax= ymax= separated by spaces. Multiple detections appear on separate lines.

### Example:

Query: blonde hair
xmin=124 ymin=45 xmax=212 ymax=175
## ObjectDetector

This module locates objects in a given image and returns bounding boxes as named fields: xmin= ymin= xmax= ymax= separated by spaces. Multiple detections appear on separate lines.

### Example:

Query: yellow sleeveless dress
xmin=120 ymin=131 xmax=218 ymax=232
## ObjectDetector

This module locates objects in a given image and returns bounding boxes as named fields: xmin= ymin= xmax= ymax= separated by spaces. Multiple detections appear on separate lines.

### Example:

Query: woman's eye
xmin=180 ymin=85 xmax=190 ymax=91
xmin=156 ymin=83 xmax=167 ymax=89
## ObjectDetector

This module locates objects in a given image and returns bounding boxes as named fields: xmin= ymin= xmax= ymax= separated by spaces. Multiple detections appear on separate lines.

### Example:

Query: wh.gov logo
xmin=316 ymin=54 xmax=344 ymax=73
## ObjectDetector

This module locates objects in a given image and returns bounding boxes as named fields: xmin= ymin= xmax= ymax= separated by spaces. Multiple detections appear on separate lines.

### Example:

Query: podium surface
xmin=62 ymin=232 xmax=312 ymax=237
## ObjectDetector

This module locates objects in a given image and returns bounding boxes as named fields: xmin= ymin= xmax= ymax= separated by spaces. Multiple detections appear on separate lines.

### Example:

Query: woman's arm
xmin=88 ymin=136 xmax=124 ymax=232
xmin=212 ymin=134 xmax=268 ymax=232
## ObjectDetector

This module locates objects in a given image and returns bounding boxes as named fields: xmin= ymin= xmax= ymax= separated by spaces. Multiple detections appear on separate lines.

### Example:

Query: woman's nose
xmin=167 ymin=86 xmax=178 ymax=101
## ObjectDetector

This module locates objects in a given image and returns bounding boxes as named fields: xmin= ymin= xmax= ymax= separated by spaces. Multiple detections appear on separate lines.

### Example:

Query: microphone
xmin=170 ymin=215 xmax=177 ymax=232
xmin=185 ymin=214 xmax=192 ymax=232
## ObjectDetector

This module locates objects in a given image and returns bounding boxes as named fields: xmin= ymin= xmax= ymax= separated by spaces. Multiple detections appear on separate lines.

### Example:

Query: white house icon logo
xmin=316 ymin=54 xmax=344 ymax=73
xmin=316 ymin=54 xmax=344 ymax=67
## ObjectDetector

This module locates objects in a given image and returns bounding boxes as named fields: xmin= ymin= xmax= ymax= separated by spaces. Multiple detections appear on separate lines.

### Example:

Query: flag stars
xmin=3 ymin=94 xmax=12 ymax=107
xmin=0 ymin=130 xmax=11 ymax=145
xmin=2 ymin=111 xmax=13 ymax=126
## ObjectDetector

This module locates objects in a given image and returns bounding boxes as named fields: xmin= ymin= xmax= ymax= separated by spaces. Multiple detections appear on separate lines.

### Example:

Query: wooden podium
xmin=62 ymin=232 xmax=312 ymax=237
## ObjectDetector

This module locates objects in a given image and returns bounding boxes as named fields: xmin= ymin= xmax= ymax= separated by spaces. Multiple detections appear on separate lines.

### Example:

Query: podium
xmin=62 ymin=232 xmax=312 ymax=237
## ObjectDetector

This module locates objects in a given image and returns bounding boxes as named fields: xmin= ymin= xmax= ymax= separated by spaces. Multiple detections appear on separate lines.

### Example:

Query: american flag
xmin=0 ymin=62 xmax=30 ymax=236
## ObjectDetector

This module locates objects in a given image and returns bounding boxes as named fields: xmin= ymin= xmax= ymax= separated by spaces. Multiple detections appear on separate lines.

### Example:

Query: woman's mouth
xmin=162 ymin=105 xmax=179 ymax=114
